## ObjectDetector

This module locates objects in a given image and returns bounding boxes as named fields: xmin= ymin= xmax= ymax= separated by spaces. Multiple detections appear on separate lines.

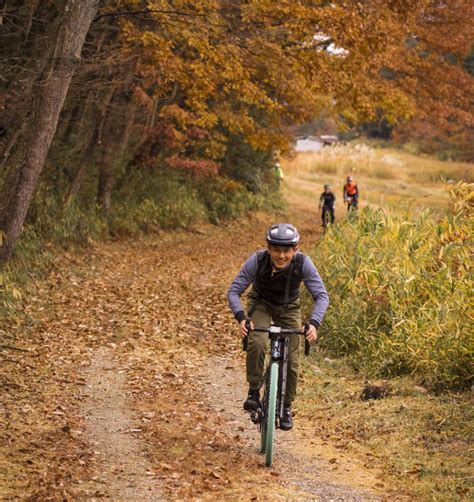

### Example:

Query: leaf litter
xmin=1 ymin=211 xmax=387 ymax=500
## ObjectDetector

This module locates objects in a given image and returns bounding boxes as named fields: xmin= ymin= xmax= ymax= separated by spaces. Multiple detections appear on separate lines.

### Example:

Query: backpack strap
xmin=283 ymin=259 xmax=295 ymax=309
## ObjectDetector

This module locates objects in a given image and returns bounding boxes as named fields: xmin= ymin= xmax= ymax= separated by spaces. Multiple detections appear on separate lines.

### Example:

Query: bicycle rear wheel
xmin=323 ymin=208 xmax=331 ymax=227
xmin=261 ymin=361 xmax=278 ymax=467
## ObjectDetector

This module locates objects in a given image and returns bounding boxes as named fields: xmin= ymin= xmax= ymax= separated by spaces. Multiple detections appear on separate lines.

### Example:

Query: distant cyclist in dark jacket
xmin=227 ymin=223 xmax=329 ymax=431
xmin=319 ymin=184 xmax=335 ymax=227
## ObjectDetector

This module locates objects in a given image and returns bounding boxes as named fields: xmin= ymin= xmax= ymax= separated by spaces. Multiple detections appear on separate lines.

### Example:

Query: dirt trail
xmin=2 ymin=171 xmax=390 ymax=500
xmin=72 ymin=195 xmax=384 ymax=499
xmin=81 ymin=348 xmax=165 ymax=501
xmin=201 ymin=356 xmax=381 ymax=500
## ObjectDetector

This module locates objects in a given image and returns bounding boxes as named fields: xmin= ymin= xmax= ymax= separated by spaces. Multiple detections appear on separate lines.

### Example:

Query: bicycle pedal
xmin=250 ymin=410 xmax=261 ymax=424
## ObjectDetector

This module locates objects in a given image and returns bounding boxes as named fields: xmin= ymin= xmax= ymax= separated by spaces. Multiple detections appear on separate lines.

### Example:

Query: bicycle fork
xmin=272 ymin=337 xmax=289 ymax=427
xmin=249 ymin=338 xmax=289 ymax=428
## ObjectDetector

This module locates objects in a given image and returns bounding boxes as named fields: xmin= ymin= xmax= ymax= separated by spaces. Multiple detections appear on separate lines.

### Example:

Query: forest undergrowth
xmin=0 ymin=166 xmax=282 ymax=316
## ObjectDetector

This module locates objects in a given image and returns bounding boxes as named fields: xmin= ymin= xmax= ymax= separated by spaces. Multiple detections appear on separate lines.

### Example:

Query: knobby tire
xmin=260 ymin=369 xmax=269 ymax=454
xmin=263 ymin=361 xmax=278 ymax=467
xmin=323 ymin=208 xmax=331 ymax=228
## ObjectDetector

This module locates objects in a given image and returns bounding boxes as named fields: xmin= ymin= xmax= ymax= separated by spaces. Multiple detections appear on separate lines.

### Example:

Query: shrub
xmin=219 ymin=133 xmax=278 ymax=192
xmin=26 ymin=186 xmax=106 ymax=245
xmin=109 ymin=166 xmax=281 ymax=231
xmin=305 ymin=182 xmax=473 ymax=390
xmin=110 ymin=170 xmax=208 ymax=234
xmin=195 ymin=176 xmax=281 ymax=224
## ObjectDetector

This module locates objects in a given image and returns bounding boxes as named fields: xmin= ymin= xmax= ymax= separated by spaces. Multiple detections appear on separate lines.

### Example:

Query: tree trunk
xmin=0 ymin=127 xmax=22 ymax=169
xmin=97 ymin=92 xmax=140 ymax=214
xmin=0 ymin=0 xmax=99 ymax=263
xmin=63 ymin=114 xmax=100 ymax=207
xmin=24 ymin=0 xmax=40 ymax=44
xmin=97 ymin=150 xmax=115 ymax=214
xmin=135 ymin=82 xmax=180 ymax=154
xmin=75 ymin=90 xmax=96 ymax=139
xmin=61 ymin=99 xmax=83 ymax=144
xmin=96 ymin=56 xmax=139 ymax=214
xmin=63 ymin=88 xmax=115 ymax=206
xmin=120 ymin=99 xmax=138 ymax=158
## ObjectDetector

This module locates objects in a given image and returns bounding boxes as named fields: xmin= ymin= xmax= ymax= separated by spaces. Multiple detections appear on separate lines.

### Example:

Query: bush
xmin=219 ymin=133 xmax=278 ymax=192
xmin=305 ymin=182 xmax=473 ymax=390
xmin=109 ymin=167 xmax=282 ymax=231
xmin=109 ymin=169 xmax=208 ymax=234
xmin=26 ymin=186 xmax=106 ymax=245
xmin=195 ymin=176 xmax=281 ymax=224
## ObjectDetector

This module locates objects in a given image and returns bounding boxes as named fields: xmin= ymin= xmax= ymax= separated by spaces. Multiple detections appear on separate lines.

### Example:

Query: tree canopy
xmin=0 ymin=0 xmax=472 ymax=260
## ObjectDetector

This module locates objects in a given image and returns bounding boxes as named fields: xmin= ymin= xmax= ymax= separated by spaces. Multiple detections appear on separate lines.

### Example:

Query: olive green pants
xmin=247 ymin=293 xmax=301 ymax=405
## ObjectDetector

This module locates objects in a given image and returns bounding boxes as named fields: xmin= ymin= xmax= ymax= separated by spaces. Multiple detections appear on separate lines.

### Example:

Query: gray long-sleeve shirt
xmin=227 ymin=250 xmax=329 ymax=327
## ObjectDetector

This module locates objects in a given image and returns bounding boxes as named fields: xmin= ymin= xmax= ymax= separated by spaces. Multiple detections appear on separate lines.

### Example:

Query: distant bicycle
xmin=343 ymin=176 xmax=359 ymax=212
xmin=322 ymin=206 xmax=333 ymax=228
xmin=243 ymin=322 xmax=310 ymax=467
xmin=319 ymin=184 xmax=335 ymax=229
xmin=346 ymin=196 xmax=358 ymax=212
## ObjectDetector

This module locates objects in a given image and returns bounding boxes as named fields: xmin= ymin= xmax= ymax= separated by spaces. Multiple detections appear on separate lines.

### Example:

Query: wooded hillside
xmin=1 ymin=0 xmax=472 ymax=261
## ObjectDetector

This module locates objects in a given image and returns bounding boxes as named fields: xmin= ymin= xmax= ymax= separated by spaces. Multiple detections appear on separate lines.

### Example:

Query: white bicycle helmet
xmin=266 ymin=223 xmax=300 ymax=246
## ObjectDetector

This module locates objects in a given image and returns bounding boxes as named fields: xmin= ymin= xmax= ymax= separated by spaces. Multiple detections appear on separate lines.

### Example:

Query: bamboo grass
xmin=308 ymin=182 xmax=473 ymax=390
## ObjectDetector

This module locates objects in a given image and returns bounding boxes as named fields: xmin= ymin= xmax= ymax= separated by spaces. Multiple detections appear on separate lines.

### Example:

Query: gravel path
xmin=80 ymin=348 xmax=165 ymax=501
xmin=200 ymin=355 xmax=382 ymax=501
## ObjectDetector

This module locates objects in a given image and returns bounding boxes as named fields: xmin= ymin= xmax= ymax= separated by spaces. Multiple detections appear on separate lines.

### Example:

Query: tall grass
xmin=306 ymin=182 xmax=473 ymax=390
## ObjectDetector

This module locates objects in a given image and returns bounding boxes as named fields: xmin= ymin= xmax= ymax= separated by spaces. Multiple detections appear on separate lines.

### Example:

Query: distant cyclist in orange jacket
xmin=343 ymin=176 xmax=359 ymax=210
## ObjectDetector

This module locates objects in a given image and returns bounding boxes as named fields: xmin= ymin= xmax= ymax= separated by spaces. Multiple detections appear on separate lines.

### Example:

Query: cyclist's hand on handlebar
xmin=305 ymin=324 xmax=318 ymax=343
xmin=239 ymin=319 xmax=254 ymax=337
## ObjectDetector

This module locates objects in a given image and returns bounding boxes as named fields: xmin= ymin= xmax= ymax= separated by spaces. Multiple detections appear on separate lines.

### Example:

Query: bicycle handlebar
xmin=242 ymin=322 xmax=311 ymax=355
xmin=251 ymin=326 xmax=306 ymax=335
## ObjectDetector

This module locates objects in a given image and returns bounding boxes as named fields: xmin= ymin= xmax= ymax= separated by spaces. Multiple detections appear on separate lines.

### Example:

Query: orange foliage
xmin=99 ymin=0 xmax=473 ymax=161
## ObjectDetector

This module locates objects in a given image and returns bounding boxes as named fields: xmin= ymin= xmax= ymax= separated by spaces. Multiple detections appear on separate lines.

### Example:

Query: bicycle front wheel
xmin=323 ymin=208 xmax=330 ymax=227
xmin=263 ymin=361 xmax=278 ymax=467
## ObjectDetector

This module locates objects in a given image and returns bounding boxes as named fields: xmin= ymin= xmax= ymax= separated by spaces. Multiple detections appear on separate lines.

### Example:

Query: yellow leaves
xmin=193 ymin=110 xmax=218 ymax=129
xmin=160 ymin=104 xmax=191 ymax=126
xmin=204 ymin=131 xmax=226 ymax=158
xmin=96 ymin=0 xmax=474 ymax=165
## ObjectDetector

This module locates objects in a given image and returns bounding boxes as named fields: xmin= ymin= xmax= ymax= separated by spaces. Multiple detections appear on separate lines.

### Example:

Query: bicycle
xmin=322 ymin=206 xmax=334 ymax=228
xmin=242 ymin=322 xmax=310 ymax=467
xmin=346 ymin=196 xmax=358 ymax=212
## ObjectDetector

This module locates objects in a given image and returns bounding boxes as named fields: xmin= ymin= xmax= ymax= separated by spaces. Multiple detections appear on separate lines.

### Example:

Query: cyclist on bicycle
xmin=274 ymin=161 xmax=284 ymax=188
xmin=227 ymin=223 xmax=329 ymax=430
xmin=319 ymin=184 xmax=335 ymax=227
xmin=343 ymin=175 xmax=359 ymax=209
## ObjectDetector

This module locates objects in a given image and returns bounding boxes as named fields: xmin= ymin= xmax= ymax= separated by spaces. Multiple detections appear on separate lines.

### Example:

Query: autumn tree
xmin=1 ymin=0 xmax=472 ymax=261
xmin=0 ymin=0 xmax=99 ymax=262
xmin=389 ymin=0 xmax=474 ymax=159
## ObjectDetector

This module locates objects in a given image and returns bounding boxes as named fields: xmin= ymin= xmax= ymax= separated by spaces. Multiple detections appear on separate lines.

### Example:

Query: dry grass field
xmin=283 ymin=143 xmax=473 ymax=212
